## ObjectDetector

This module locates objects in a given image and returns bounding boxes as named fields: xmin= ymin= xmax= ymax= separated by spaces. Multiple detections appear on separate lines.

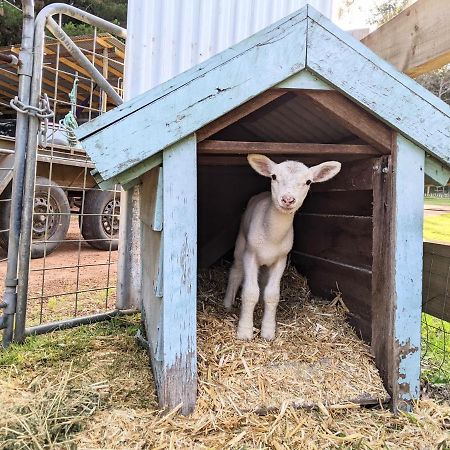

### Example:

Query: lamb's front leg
xmin=237 ymin=253 xmax=259 ymax=340
xmin=261 ymin=256 xmax=287 ymax=341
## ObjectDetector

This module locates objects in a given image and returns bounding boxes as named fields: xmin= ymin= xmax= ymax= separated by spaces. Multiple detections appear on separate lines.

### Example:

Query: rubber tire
xmin=0 ymin=182 xmax=12 ymax=252
xmin=80 ymin=189 xmax=120 ymax=251
xmin=0 ymin=178 xmax=70 ymax=259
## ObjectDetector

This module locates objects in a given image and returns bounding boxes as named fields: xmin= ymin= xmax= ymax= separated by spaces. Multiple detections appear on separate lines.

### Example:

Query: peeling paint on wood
xmin=306 ymin=12 xmax=450 ymax=167
xmin=161 ymin=134 xmax=197 ymax=413
xmin=392 ymin=135 xmax=424 ymax=411
xmin=75 ymin=9 xmax=308 ymax=183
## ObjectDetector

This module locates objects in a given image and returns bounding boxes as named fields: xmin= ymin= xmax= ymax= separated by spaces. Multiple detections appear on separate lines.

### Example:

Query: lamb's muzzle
xmin=224 ymin=154 xmax=341 ymax=341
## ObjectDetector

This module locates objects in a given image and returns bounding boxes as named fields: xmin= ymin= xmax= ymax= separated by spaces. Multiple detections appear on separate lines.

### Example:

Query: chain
xmin=10 ymin=93 xmax=54 ymax=147
xmin=10 ymin=93 xmax=54 ymax=119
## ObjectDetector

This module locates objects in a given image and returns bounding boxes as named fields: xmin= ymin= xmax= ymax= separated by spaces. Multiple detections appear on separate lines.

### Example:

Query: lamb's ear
xmin=247 ymin=154 xmax=276 ymax=177
xmin=309 ymin=161 xmax=341 ymax=183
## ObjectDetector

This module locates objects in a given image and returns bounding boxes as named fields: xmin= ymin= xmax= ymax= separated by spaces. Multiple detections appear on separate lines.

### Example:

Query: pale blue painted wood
xmin=76 ymin=4 xmax=450 ymax=190
xmin=425 ymin=156 xmax=450 ymax=186
xmin=276 ymin=69 xmax=333 ymax=90
xmin=75 ymin=7 xmax=308 ymax=141
xmin=154 ymin=235 xmax=163 ymax=298
xmin=160 ymin=134 xmax=197 ymax=412
xmin=306 ymin=13 xmax=450 ymax=167
xmin=393 ymin=134 xmax=424 ymax=410
xmin=102 ymin=153 xmax=163 ymax=191
xmin=152 ymin=168 xmax=163 ymax=232
xmin=139 ymin=168 xmax=163 ymax=362
xmin=76 ymin=16 xmax=308 ymax=184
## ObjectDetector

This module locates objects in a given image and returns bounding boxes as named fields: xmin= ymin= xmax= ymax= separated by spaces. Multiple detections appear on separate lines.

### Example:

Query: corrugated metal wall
xmin=141 ymin=0 xmax=333 ymax=89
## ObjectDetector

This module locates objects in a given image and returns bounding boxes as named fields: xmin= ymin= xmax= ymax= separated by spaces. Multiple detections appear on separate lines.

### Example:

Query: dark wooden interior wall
xmin=197 ymin=157 xmax=386 ymax=343
xmin=291 ymin=158 xmax=378 ymax=342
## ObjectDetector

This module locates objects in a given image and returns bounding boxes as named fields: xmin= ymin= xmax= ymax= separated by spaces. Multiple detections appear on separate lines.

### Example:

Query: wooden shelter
xmin=76 ymin=6 xmax=450 ymax=414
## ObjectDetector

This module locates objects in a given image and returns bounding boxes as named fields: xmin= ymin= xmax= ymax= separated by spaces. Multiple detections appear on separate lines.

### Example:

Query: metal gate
xmin=0 ymin=2 xmax=133 ymax=347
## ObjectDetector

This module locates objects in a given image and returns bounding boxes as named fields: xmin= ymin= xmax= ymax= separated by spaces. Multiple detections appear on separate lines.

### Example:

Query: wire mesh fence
xmin=422 ymin=242 xmax=450 ymax=385
xmin=0 ymin=14 xmax=126 ymax=335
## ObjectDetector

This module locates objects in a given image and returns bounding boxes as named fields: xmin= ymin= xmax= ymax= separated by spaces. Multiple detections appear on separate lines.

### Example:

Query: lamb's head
xmin=248 ymin=154 xmax=341 ymax=214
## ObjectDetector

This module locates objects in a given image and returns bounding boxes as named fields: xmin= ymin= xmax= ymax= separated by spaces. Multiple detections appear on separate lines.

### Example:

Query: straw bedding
xmin=0 ymin=265 xmax=449 ymax=449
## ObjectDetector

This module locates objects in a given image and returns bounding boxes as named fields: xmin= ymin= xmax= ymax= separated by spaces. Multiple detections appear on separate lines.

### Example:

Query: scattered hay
xmin=0 ymin=265 xmax=449 ymax=449
xmin=0 ymin=363 xmax=101 ymax=449
xmin=196 ymin=264 xmax=387 ymax=412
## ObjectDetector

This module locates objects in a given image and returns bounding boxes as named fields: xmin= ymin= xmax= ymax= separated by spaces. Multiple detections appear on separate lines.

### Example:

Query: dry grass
xmin=0 ymin=266 xmax=449 ymax=449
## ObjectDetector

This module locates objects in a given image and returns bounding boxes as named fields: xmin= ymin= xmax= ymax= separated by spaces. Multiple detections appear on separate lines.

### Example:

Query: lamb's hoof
xmin=260 ymin=328 xmax=275 ymax=341
xmin=223 ymin=303 xmax=233 ymax=312
xmin=236 ymin=327 xmax=253 ymax=341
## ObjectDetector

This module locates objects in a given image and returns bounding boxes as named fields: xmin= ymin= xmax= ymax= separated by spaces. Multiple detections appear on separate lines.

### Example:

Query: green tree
xmin=0 ymin=0 xmax=127 ymax=46
xmin=369 ymin=0 xmax=450 ymax=106
xmin=368 ymin=0 xmax=411 ymax=26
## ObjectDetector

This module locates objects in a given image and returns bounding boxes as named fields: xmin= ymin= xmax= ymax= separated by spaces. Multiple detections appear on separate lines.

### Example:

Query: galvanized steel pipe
xmin=14 ymin=3 xmax=126 ymax=343
xmin=1 ymin=0 xmax=35 ymax=348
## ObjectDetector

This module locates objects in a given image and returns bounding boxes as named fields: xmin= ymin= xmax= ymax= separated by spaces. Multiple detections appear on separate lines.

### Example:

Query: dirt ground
xmin=0 ymin=218 xmax=118 ymax=326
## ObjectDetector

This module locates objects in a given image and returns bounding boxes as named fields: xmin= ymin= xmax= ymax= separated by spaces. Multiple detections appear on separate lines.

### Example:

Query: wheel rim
xmin=101 ymin=199 xmax=120 ymax=238
xmin=33 ymin=195 xmax=59 ymax=241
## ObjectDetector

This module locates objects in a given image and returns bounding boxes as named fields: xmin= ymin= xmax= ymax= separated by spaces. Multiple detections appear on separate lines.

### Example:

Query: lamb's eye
xmin=306 ymin=179 xmax=312 ymax=186
xmin=271 ymin=174 xmax=277 ymax=180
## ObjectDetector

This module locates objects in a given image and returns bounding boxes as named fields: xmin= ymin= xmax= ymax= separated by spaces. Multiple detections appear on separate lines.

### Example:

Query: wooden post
xmin=372 ymin=135 xmax=424 ymax=412
xmin=391 ymin=135 xmax=424 ymax=411
xmin=140 ymin=135 xmax=197 ymax=415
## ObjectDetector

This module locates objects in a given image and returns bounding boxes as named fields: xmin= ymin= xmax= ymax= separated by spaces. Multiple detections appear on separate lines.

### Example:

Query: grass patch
xmin=421 ymin=313 xmax=450 ymax=384
xmin=424 ymin=197 xmax=450 ymax=207
xmin=423 ymin=213 xmax=450 ymax=244
xmin=0 ymin=315 xmax=138 ymax=369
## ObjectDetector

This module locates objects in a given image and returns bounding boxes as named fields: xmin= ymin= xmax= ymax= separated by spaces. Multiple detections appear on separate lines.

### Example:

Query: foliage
xmin=0 ymin=1 xmax=23 ymax=46
xmin=423 ymin=213 xmax=450 ymax=244
xmin=421 ymin=313 xmax=450 ymax=384
xmin=0 ymin=0 xmax=127 ymax=46
xmin=424 ymin=197 xmax=450 ymax=207
xmin=417 ymin=66 xmax=450 ymax=104
xmin=368 ymin=0 xmax=411 ymax=26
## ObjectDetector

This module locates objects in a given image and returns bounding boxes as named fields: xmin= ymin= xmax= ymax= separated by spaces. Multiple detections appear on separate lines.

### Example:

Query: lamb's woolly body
xmin=224 ymin=154 xmax=341 ymax=341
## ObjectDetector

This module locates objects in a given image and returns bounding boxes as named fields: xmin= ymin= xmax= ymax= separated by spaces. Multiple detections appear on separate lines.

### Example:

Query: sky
xmin=333 ymin=0 xmax=414 ymax=31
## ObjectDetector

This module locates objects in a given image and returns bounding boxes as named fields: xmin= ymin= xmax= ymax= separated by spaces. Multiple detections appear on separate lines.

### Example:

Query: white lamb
xmin=224 ymin=154 xmax=341 ymax=341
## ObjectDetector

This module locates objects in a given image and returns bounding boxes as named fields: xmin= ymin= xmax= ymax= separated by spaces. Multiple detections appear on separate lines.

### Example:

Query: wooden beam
xmin=424 ymin=155 xmax=450 ymax=186
xmin=423 ymin=242 xmax=450 ymax=322
xmin=361 ymin=0 xmax=450 ymax=77
xmin=198 ymin=140 xmax=380 ymax=156
xmin=306 ymin=12 xmax=450 ymax=167
xmin=196 ymin=91 xmax=286 ymax=142
xmin=391 ymin=135 xmax=424 ymax=411
xmin=161 ymin=135 xmax=197 ymax=414
xmin=296 ymin=90 xmax=393 ymax=154
xmin=371 ymin=155 xmax=395 ymax=401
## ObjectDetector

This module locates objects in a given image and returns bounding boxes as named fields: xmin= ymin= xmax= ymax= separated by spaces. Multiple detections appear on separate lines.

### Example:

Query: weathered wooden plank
xmin=76 ymin=12 xmax=308 ymax=184
xmin=198 ymin=140 xmax=380 ymax=156
xmin=300 ymin=190 xmax=373 ymax=216
xmin=294 ymin=214 xmax=373 ymax=269
xmin=292 ymin=251 xmax=372 ymax=342
xmin=361 ymin=0 xmax=450 ymax=77
xmin=152 ymin=169 xmax=163 ymax=232
xmin=306 ymin=12 xmax=450 ymax=167
xmin=161 ymin=134 xmax=197 ymax=414
xmin=371 ymin=155 xmax=395 ymax=397
xmin=140 ymin=168 xmax=163 ymax=362
xmin=423 ymin=242 xmax=450 ymax=322
xmin=296 ymin=90 xmax=393 ymax=154
xmin=198 ymin=154 xmax=371 ymax=166
xmin=311 ymin=158 xmax=376 ymax=192
xmin=424 ymin=156 xmax=450 ymax=186
xmin=391 ymin=135 xmax=424 ymax=411
xmin=77 ymin=7 xmax=309 ymax=140
xmin=196 ymin=91 xmax=286 ymax=142
xmin=275 ymin=69 xmax=333 ymax=90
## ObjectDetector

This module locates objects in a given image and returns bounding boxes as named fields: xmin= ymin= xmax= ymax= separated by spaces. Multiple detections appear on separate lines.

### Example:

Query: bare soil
xmin=0 ymin=218 xmax=118 ymax=326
